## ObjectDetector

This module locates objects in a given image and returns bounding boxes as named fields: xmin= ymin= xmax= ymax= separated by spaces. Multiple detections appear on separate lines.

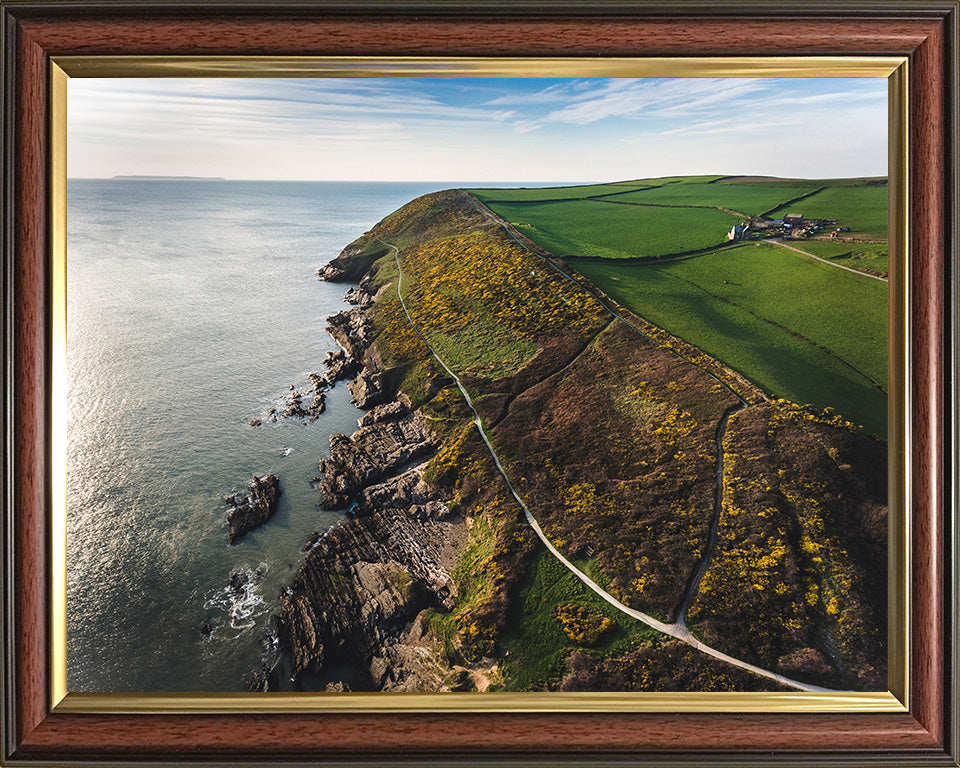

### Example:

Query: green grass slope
xmin=767 ymin=184 xmax=888 ymax=238
xmin=575 ymin=243 xmax=888 ymax=437
xmin=470 ymin=183 xmax=648 ymax=202
xmin=612 ymin=182 xmax=822 ymax=216
xmin=786 ymin=240 xmax=889 ymax=276
xmin=484 ymin=198 xmax=738 ymax=258
xmin=327 ymin=186 xmax=888 ymax=691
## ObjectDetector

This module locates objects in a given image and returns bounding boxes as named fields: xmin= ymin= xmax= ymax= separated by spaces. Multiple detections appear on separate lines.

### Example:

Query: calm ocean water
xmin=65 ymin=179 xmax=494 ymax=692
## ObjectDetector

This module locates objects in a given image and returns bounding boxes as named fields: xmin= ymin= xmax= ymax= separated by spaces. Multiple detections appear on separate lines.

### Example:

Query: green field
xmin=720 ymin=176 xmax=877 ymax=188
xmin=469 ymin=176 xmax=730 ymax=204
xmin=784 ymin=240 xmax=889 ymax=275
xmin=612 ymin=182 xmax=822 ymax=216
xmin=471 ymin=183 xmax=648 ymax=203
xmin=484 ymin=199 xmax=738 ymax=258
xmin=575 ymin=243 xmax=888 ymax=437
xmin=768 ymin=185 xmax=888 ymax=238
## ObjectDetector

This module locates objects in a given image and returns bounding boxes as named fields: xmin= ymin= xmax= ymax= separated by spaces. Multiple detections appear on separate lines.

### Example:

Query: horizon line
xmin=68 ymin=173 xmax=890 ymax=184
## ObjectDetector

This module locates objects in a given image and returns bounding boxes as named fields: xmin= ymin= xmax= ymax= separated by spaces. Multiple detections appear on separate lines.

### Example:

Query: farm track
xmin=373 ymin=198 xmax=840 ymax=693
xmin=770 ymin=239 xmax=888 ymax=282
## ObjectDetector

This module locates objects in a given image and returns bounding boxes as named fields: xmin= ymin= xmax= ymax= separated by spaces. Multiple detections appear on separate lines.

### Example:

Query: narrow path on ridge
xmin=374 ymin=231 xmax=837 ymax=694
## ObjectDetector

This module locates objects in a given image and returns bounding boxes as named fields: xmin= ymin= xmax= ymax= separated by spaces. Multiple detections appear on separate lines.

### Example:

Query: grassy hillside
xmin=471 ymin=175 xmax=889 ymax=437
xmin=484 ymin=199 xmax=738 ymax=258
xmin=328 ymin=185 xmax=887 ymax=691
xmin=767 ymin=184 xmax=888 ymax=238
xmin=688 ymin=403 xmax=887 ymax=690
xmin=471 ymin=183 xmax=649 ymax=202
xmin=575 ymin=243 xmax=888 ymax=437
xmin=612 ymin=182 xmax=822 ymax=216
xmin=787 ymin=240 xmax=889 ymax=277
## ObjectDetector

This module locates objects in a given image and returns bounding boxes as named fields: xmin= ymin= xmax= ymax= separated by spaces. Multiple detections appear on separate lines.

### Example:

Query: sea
xmin=65 ymin=179 xmax=533 ymax=692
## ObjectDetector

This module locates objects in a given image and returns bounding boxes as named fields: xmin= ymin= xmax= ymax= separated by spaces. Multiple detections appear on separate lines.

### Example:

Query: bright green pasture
xmin=484 ymin=199 xmax=738 ymax=258
xmin=612 ymin=183 xmax=822 ymax=216
xmin=470 ymin=176 xmax=727 ymax=204
xmin=768 ymin=185 xmax=888 ymax=239
xmin=786 ymin=240 xmax=889 ymax=275
xmin=721 ymin=176 xmax=883 ymax=188
xmin=575 ymin=243 xmax=889 ymax=436
xmin=470 ymin=183 xmax=648 ymax=203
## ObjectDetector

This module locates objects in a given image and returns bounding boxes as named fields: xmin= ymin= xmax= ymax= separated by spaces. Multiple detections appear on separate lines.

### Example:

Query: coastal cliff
xmin=260 ymin=188 xmax=887 ymax=693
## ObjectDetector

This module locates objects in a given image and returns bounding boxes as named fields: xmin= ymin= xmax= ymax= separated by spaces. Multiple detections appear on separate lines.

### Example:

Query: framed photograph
xmin=2 ymin=2 xmax=957 ymax=766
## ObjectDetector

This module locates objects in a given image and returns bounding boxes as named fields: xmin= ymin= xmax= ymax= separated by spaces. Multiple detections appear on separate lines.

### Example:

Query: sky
xmin=67 ymin=77 xmax=888 ymax=182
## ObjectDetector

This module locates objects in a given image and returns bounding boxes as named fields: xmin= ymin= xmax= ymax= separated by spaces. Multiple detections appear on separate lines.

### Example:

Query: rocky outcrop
xmin=326 ymin=306 xmax=374 ymax=360
xmin=250 ymin=374 xmax=328 ymax=426
xmin=347 ymin=365 xmax=386 ymax=408
xmin=317 ymin=238 xmax=388 ymax=283
xmin=357 ymin=399 xmax=407 ymax=427
xmin=316 ymin=403 xmax=439 ymax=509
xmin=225 ymin=474 xmax=281 ymax=544
xmin=344 ymin=284 xmax=374 ymax=309
xmin=274 ymin=507 xmax=456 ymax=684
xmin=354 ymin=466 xmax=451 ymax=520
xmin=322 ymin=349 xmax=359 ymax=386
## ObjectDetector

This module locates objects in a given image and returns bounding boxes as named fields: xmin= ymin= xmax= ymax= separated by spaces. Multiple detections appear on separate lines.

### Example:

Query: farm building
xmin=728 ymin=223 xmax=751 ymax=241
xmin=783 ymin=213 xmax=804 ymax=227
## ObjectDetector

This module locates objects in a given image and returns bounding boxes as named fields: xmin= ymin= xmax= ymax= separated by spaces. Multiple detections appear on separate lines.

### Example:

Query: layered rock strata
xmin=262 ymin=263 xmax=462 ymax=691
xmin=225 ymin=474 xmax=281 ymax=544
xmin=274 ymin=506 xmax=458 ymax=689
xmin=316 ymin=401 xmax=439 ymax=510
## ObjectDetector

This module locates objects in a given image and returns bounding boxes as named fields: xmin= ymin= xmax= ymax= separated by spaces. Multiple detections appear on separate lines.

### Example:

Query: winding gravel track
xmin=375 ymin=230 xmax=836 ymax=694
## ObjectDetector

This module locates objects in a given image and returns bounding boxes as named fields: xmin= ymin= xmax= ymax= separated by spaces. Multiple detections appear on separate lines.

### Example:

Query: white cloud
xmin=67 ymin=77 xmax=887 ymax=181
xmin=545 ymin=79 xmax=767 ymax=124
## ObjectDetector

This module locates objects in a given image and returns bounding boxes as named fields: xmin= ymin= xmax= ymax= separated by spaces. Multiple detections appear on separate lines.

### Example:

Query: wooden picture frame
xmin=1 ymin=1 xmax=957 ymax=765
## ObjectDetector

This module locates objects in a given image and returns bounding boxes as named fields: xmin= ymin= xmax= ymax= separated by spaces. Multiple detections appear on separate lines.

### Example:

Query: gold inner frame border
xmin=49 ymin=55 xmax=909 ymax=715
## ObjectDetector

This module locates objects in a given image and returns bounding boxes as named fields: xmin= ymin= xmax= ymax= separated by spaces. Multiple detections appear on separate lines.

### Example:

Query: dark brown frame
xmin=2 ymin=2 xmax=957 ymax=765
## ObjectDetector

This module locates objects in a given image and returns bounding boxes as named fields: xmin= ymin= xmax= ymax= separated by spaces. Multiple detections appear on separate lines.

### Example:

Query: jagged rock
xmin=276 ymin=376 xmax=328 ymax=422
xmin=323 ymin=349 xmax=360 ymax=386
xmin=311 ymin=393 xmax=327 ymax=416
xmin=357 ymin=400 xmax=409 ymax=428
xmin=317 ymin=262 xmax=347 ymax=281
xmin=354 ymin=466 xmax=435 ymax=517
xmin=301 ymin=530 xmax=322 ymax=552
xmin=316 ymin=410 xmax=439 ymax=509
xmin=326 ymin=307 xmax=374 ymax=360
xmin=273 ymin=508 xmax=455 ymax=681
xmin=348 ymin=366 xmax=386 ymax=408
xmin=317 ymin=238 xmax=388 ymax=283
xmin=225 ymin=474 xmax=281 ymax=544
xmin=248 ymin=417 xmax=262 ymax=427
xmin=284 ymin=390 xmax=307 ymax=418
xmin=228 ymin=569 xmax=248 ymax=596
xmin=408 ymin=501 xmax=452 ymax=521
xmin=344 ymin=286 xmax=374 ymax=309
